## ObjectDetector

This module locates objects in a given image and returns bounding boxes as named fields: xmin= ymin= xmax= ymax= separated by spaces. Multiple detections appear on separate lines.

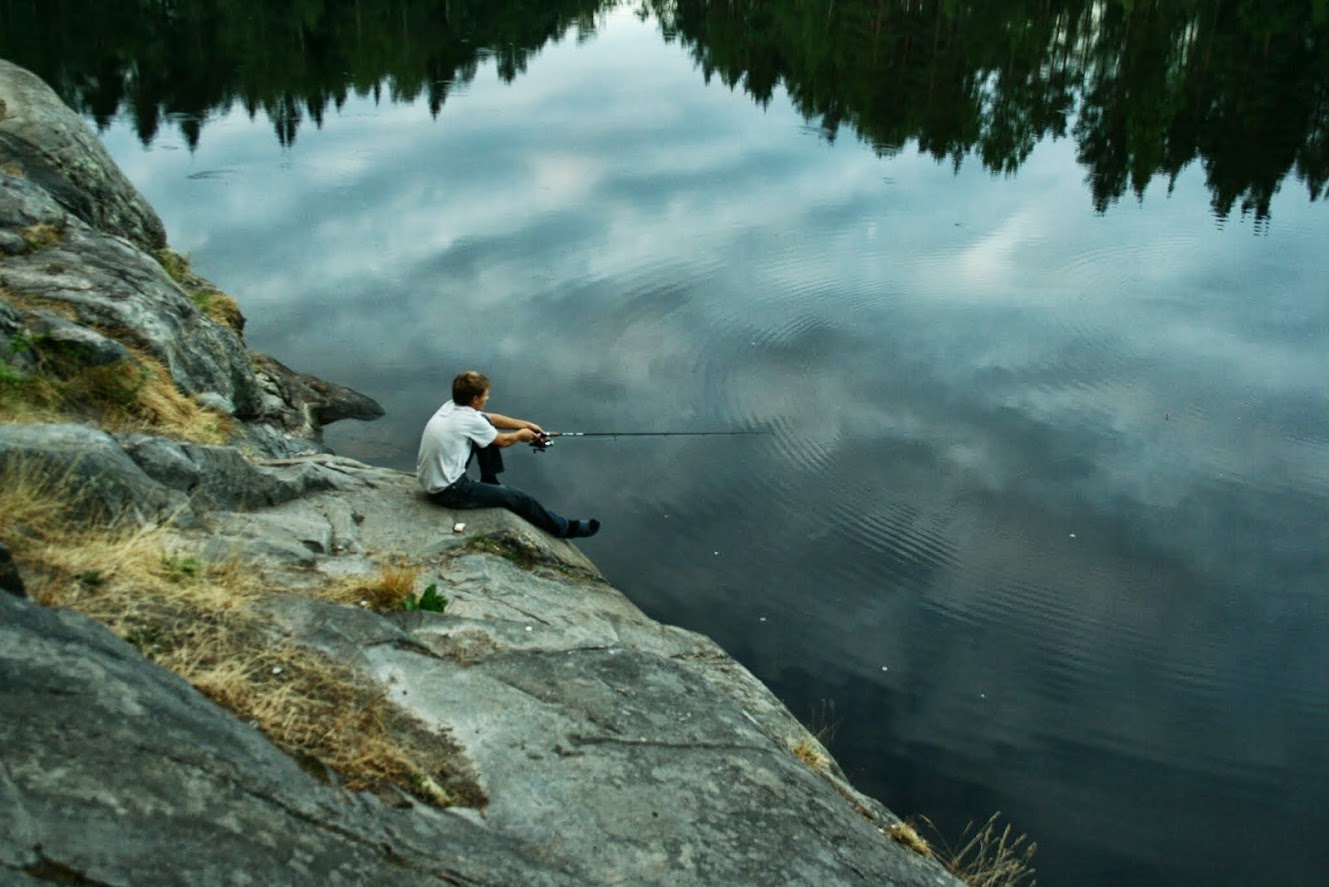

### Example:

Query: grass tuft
xmin=911 ymin=812 xmax=1037 ymax=887
xmin=19 ymin=223 xmax=63 ymax=252
xmin=316 ymin=564 xmax=422 ymax=610
xmin=155 ymin=248 xmax=245 ymax=335
xmin=886 ymin=820 xmax=932 ymax=858
xmin=0 ymin=337 xmax=231 ymax=444
xmin=943 ymin=812 xmax=1037 ymax=887
xmin=1 ymin=459 xmax=482 ymax=809
xmin=790 ymin=736 xmax=831 ymax=771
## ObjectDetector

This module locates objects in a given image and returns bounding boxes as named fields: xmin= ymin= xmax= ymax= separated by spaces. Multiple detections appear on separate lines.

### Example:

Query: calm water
xmin=7 ymin=2 xmax=1328 ymax=884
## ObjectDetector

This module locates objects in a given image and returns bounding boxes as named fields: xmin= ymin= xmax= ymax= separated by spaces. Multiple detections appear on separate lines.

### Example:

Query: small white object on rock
xmin=271 ymin=667 xmax=283 ymax=675
xmin=453 ymin=522 xmax=466 ymax=533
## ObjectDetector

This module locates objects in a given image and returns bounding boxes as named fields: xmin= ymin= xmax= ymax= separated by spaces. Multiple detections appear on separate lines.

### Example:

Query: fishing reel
xmin=529 ymin=434 xmax=555 ymax=453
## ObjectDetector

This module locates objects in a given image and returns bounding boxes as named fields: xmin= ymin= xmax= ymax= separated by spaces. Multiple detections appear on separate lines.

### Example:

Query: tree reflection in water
xmin=2 ymin=0 xmax=1324 ymax=223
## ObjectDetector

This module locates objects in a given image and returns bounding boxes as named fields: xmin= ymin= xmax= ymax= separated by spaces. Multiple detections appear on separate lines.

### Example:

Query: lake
xmin=5 ymin=1 xmax=1327 ymax=883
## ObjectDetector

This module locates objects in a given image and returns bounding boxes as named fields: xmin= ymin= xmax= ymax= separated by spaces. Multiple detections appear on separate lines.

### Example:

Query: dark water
xmin=6 ymin=2 xmax=1328 ymax=883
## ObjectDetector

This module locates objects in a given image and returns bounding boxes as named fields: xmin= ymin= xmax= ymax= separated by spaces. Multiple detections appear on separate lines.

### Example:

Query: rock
xmin=0 ymin=175 xmax=264 ymax=419
xmin=0 ymin=423 xmax=186 ymax=523
xmin=252 ymin=351 xmax=386 ymax=429
xmin=0 ymin=60 xmax=385 ymax=456
xmin=219 ymin=461 xmax=959 ymax=886
xmin=116 ymin=432 xmax=340 ymax=511
xmin=26 ymin=311 xmax=132 ymax=366
xmin=0 ymin=591 xmax=588 ymax=886
xmin=194 ymin=391 xmax=236 ymax=415
xmin=0 ymin=227 xmax=24 ymax=254
xmin=0 ymin=430 xmax=962 ymax=885
xmin=115 ymin=433 xmax=204 ymax=491
xmin=0 ymin=541 xmax=24 ymax=597
xmin=0 ymin=300 xmax=37 ymax=376
xmin=0 ymin=59 xmax=166 ymax=251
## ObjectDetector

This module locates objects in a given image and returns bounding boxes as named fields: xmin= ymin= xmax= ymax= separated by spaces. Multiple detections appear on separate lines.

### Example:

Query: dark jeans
xmin=429 ymin=475 xmax=570 ymax=538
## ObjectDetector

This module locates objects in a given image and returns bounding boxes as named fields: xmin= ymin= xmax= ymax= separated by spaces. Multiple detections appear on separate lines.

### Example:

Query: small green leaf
xmin=402 ymin=583 xmax=447 ymax=613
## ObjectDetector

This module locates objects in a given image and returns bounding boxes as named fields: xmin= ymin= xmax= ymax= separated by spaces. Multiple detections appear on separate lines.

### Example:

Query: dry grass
xmin=2 ymin=459 xmax=482 ymax=808
xmin=945 ymin=813 xmax=1037 ymax=887
xmin=0 ymin=340 xmax=231 ymax=444
xmin=789 ymin=697 xmax=838 ymax=770
xmin=117 ymin=349 xmax=234 ymax=442
xmin=191 ymin=289 xmax=245 ymax=335
xmin=314 ymin=563 xmax=421 ymax=610
xmin=886 ymin=820 xmax=933 ymax=858
xmin=790 ymin=735 xmax=832 ymax=771
xmin=155 ymin=248 xmax=245 ymax=335
xmin=0 ymin=289 xmax=78 ymax=320
xmin=167 ymin=629 xmax=479 ymax=806
xmin=914 ymin=812 xmax=1037 ymax=887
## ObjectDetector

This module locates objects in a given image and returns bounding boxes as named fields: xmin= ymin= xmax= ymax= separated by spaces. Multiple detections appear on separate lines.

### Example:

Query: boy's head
xmin=452 ymin=371 xmax=491 ymax=408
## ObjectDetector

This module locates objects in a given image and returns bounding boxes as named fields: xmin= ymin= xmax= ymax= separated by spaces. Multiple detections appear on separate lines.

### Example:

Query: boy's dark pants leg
xmin=429 ymin=476 xmax=570 ymax=538
xmin=473 ymin=441 xmax=504 ymax=484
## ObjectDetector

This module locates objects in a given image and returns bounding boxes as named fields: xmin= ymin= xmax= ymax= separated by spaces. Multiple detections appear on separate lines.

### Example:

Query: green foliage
xmin=77 ymin=570 xmax=106 ymax=587
xmin=155 ymin=248 xmax=192 ymax=284
xmin=0 ymin=358 xmax=23 ymax=387
xmin=160 ymin=553 xmax=203 ymax=583
xmin=402 ymin=583 xmax=448 ymax=613
xmin=7 ymin=330 xmax=37 ymax=356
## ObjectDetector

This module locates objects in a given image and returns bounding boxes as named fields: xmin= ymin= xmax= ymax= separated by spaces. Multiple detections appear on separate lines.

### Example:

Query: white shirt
xmin=416 ymin=400 xmax=498 ymax=493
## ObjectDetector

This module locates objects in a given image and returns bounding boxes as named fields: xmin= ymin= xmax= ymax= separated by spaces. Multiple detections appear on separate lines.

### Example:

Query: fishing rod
xmin=530 ymin=430 xmax=769 ymax=451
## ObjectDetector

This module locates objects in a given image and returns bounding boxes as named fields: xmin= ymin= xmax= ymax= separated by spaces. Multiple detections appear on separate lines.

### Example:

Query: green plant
xmin=155 ymin=248 xmax=192 ymax=283
xmin=7 ymin=330 xmax=37 ymax=355
xmin=0 ymin=359 xmax=23 ymax=387
xmin=160 ymin=552 xmax=202 ymax=582
xmin=402 ymin=583 xmax=448 ymax=613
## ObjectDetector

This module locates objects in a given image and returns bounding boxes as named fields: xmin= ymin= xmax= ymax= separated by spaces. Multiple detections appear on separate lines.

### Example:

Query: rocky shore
xmin=1 ymin=59 xmax=963 ymax=886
